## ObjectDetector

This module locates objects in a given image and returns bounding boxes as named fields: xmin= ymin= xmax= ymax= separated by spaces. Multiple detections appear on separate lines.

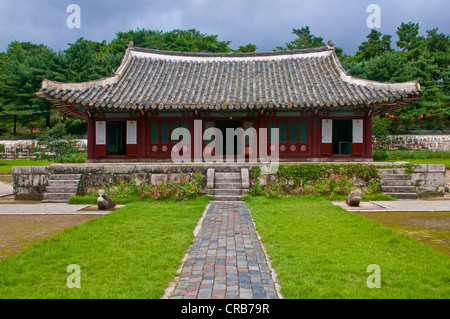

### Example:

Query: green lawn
xmin=0 ymin=159 xmax=52 ymax=173
xmin=388 ymin=158 xmax=450 ymax=167
xmin=0 ymin=197 xmax=209 ymax=298
xmin=246 ymin=195 xmax=450 ymax=299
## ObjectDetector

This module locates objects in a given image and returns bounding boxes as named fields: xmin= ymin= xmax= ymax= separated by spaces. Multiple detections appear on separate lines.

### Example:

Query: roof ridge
xmin=129 ymin=46 xmax=333 ymax=57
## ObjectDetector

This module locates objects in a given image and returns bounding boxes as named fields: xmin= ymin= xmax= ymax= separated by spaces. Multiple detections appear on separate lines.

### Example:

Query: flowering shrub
xmin=364 ymin=178 xmax=380 ymax=195
xmin=96 ymin=171 xmax=204 ymax=202
xmin=303 ymin=174 xmax=355 ymax=197
xmin=173 ymin=171 xmax=203 ymax=202
xmin=263 ymin=182 xmax=283 ymax=198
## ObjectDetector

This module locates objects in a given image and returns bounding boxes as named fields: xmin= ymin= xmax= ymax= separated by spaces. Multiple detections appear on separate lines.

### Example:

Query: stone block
xmin=241 ymin=168 xmax=249 ymax=189
xmin=31 ymin=166 xmax=48 ymax=174
xmin=412 ymin=164 xmax=427 ymax=173
xmin=134 ymin=173 xmax=149 ymax=184
xmin=427 ymin=164 xmax=445 ymax=173
xmin=168 ymin=173 xmax=181 ymax=183
xmin=206 ymin=168 xmax=215 ymax=189
xmin=258 ymin=175 xmax=267 ymax=186
xmin=104 ymin=165 xmax=136 ymax=174
xmin=90 ymin=174 xmax=113 ymax=187
xmin=151 ymin=174 xmax=167 ymax=185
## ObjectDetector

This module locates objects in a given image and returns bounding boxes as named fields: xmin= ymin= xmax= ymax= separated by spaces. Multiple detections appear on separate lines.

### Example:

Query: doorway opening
xmin=106 ymin=121 xmax=126 ymax=155
xmin=215 ymin=120 xmax=242 ymax=156
xmin=332 ymin=120 xmax=352 ymax=155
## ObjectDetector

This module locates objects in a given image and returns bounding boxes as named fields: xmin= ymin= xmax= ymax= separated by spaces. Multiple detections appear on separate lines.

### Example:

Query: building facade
xmin=37 ymin=45 xmax=422 ymax=162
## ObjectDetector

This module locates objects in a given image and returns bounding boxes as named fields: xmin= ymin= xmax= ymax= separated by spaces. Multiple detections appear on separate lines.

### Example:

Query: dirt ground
xmin=0 ymin=214 xmax=100 ymax=259
xmin=359 ymin=211 xmax=450 ymax=255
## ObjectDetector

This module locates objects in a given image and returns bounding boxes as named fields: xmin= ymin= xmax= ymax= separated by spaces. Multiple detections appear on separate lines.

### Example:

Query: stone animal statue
xmin=346 ymin=189 xmax=362 ymax=207
xmin=97 ymin=189 xmax=116 ymax=210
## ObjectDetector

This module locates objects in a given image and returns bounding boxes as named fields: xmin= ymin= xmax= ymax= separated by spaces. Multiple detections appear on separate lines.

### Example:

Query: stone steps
xmin=42 ymin=174 xmax=81 ymax=203
xmin=213 ymin=171 xmax=243 ymax=201
xmin=379 ymin=168 xmax=417 ymax=200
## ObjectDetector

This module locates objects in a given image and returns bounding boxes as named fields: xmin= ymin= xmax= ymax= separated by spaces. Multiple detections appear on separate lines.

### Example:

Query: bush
xmin=303 ymin=174 xmax=355 ymax=197
xmin=35 ymin=123 xmax=85 ymax=163
xmin=91 ymin=171 xmax=205 ymax=203
xmin=249 ymin=164 xmax=386 ymax=200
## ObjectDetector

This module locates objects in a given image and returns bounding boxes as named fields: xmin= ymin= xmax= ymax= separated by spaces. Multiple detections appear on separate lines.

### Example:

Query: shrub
xmin=248 ymin=163 xmax=387 ymax=199
xmin=97 ymin=171 xmax=204 ymax=203
xmin=35 ymin=123 xmax=86 ymax=163
xmin=303 ymin=174 xmax=355 ymax=197
xmin=263 ymin=182 xmax=283 ymax=198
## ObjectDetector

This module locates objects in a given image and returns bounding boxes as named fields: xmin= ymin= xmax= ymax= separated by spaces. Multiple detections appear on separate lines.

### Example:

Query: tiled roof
xmin=37 ymin=46 xmax=422 ymax=118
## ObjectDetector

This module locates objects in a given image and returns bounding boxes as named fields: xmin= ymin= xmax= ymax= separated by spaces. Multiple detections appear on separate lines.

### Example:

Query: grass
xmin=391 ymin=158 xmax=450 ymax=167
xmin=0 ymin=159 xmax=52 ymax=173
xmin=328 ymin=193 xmax=396 ymax=202
xmin=68 ymin=195 xmax=135 ymax=205
xmin=0 ymin=197 xmax=210 ymax=298
xmin=246 ymin=195 xmax=450 ymax=299
xmin=374 ymin=150 xmax=450 ymax=167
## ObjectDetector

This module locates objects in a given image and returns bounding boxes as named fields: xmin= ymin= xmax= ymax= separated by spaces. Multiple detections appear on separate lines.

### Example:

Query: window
xmin=269 ymin=120 xmax=308 ymax=143
xmin=150 ymin=122 xmax=159 ymax=143
xmin=161 ymin=122 xmax=169 ymax=142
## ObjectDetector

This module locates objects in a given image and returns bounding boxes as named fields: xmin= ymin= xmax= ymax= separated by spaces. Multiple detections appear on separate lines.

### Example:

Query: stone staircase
xmin=209 ymin=168 xmax=250 ymax=201
xmin=43 ymin=174 xmax=81 ymax=203
xmin=379 ymin=168 xmax=417 ymax=199
xmin=213 ymin=171 xmax=243 ymax=201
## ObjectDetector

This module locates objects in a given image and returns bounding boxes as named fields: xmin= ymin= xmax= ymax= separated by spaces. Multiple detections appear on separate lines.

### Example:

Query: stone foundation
xmin=12 ymin=163 xmax=254 ymax=200
xmin=12 ymin=162 xmax=447 ymax=200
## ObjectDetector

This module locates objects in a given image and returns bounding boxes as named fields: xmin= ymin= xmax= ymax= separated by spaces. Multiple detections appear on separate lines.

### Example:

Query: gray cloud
xmin=0 ymin=0 xmax=448 ymax=54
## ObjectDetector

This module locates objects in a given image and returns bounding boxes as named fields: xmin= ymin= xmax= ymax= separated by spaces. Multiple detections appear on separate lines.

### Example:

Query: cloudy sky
xmin=0 ymin=0 xmax=448 ymax=54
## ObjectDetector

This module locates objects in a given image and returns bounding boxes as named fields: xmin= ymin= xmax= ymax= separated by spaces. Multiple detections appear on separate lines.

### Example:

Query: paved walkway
xmin=169 ymin=201 xmax=280 ymax=299
xmin=0 ymin=203 xmax=107 ymax=215
xmin=333 ymin=199 xmax=450 ymax=212
xmin=0 ymin=181 xmax=13 ymax=197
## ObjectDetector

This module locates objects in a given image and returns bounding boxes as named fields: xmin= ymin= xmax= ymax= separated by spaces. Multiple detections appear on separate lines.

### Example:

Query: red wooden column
xmin=138 ymin=117 xmax=147 ymax=159
xmin=364 ymin=115 xmax=373 ymax=159
xmin=87 ymin=117 xmax=95 ymax=160
xmin=311 ymin=115 xmax=319 ymax=158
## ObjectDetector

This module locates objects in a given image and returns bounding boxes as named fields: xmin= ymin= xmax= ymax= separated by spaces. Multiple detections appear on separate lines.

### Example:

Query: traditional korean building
xmin=36 ymin=45 xmax=422 ymax=162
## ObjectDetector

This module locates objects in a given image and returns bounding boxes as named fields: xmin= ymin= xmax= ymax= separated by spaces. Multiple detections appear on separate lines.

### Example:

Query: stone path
xmin=333 ymin=199 xmax=450 ymax=212
xmin=0 ymin=203 xmax=107 ymax=215
xmin=169 ymin=201 xmax=280 ymax=299
xmin=0 ymin=181 xmax=13 ymax=197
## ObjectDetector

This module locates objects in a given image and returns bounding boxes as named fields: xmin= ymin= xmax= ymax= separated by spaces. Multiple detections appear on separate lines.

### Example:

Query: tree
xmin=0 ymin=41 xmax=65 ymax=134
xmin=62 ymin=38 xmax=122 ymax=82
xmin=107 ymin=28 xmax=232 ymax=54
xmin=354 ymin=29 xmax=392 ymax=61
xmin=276 ymin=26 xmax=326 ymax=50
xmin=396 ymin=22 xmax=420 ymax=51
xmin=36 ymin=123 xmax=80 ymax=163
xmin=234 ymin=44 xmax=258 ymax=53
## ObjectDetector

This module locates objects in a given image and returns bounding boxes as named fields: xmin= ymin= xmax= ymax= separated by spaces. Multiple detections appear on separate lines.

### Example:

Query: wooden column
xmin=364 ymin=115 xmax=373 ymax=159
xmin=311 ymin=115 xmax=319 ymax=158
xmin=138 ymin=117 xmax=147 ymax=158
xmin=87 ymin=116 xmax=95 ymax=160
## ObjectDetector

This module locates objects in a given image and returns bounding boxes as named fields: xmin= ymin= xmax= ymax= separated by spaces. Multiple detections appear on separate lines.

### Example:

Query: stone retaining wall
xmin=12 ymin=163 xmax=253 ymax=200
xmin=410 ymin=164 xmax=446 ymax=194
xmin=12 ymin=163 xmax=446 ymax=200
xmin=388 ymin=135 xmax=450 ymax=151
